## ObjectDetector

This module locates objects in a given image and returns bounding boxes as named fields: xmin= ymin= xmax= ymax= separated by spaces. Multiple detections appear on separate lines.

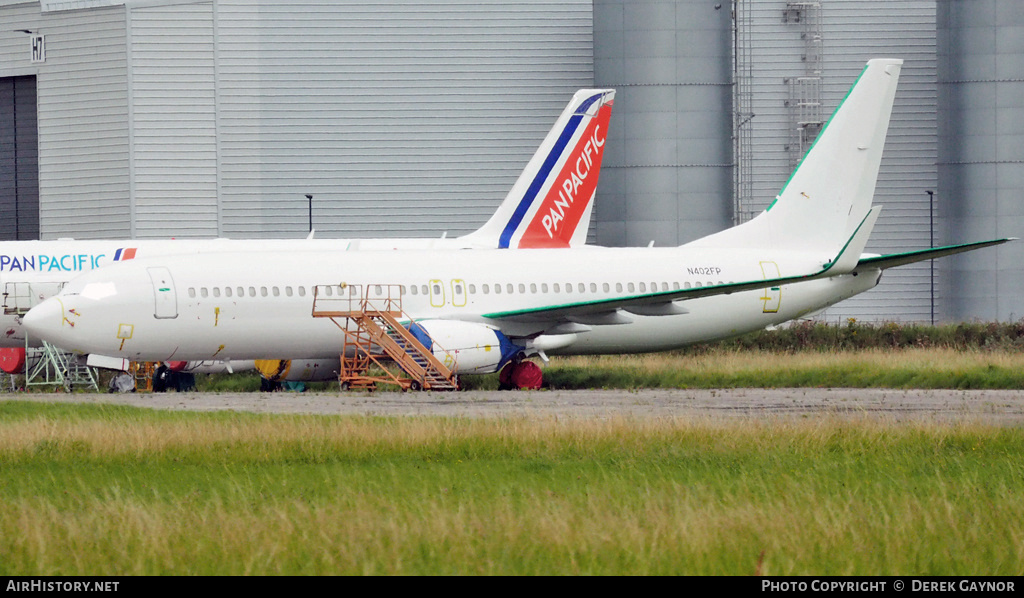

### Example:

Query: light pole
xmin=926 ymin=189 xmax=935 ymax=325
xmin=306 ymin=194 xmax=313 ymax=234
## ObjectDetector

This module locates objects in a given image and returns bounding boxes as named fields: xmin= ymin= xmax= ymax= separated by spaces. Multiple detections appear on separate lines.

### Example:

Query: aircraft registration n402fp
xmin=21 ymin=60 xmax=1012 ymax=388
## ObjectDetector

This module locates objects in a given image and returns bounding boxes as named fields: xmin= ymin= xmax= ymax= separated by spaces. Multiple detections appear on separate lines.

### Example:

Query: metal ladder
xmin=313 ymin=284 xmax=458 ymax=391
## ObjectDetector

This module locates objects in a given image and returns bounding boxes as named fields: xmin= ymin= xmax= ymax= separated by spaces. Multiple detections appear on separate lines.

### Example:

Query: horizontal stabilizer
xmin=855 ymin=238 xmax=1015 ymax=271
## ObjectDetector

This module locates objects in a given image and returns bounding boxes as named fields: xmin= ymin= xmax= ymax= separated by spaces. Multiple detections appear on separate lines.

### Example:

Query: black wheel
xmin=340 ymin=381 xmax=351 ymax=391
xmin=409 ymin=380 xmax=422 ymax=391
xmin=152 ymin=365 xmax=170 ymax=393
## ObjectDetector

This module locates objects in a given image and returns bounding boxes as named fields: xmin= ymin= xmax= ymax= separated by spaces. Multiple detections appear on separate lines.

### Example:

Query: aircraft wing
xmin=484 ymin=236 xmax=1016 ymax=332
xmin=483 ymin=270 xmax=837 ymax=325
xmin=854 ymin=238 xmax=1015 ymax=271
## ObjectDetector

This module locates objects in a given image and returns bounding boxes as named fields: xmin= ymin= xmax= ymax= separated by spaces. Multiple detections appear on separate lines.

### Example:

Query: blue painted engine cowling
xmin=405 ymin=320 xmax=521 ymax=374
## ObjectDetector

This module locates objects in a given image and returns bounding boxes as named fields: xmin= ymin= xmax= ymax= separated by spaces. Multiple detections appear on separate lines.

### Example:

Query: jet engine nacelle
xmin=408 ymin=320 xmax=521 ymax=375
xmin=0 ymin=347 xmax=38 ymax=374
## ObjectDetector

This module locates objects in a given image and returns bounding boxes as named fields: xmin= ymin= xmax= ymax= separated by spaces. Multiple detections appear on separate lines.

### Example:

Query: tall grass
xmin=538 ymin=347 xmax=1024 ymax=390
xmin=690 ymin=319 xmax=1024 ymax=353
xmin=1 ymin=402 xmax=1022 ymax=575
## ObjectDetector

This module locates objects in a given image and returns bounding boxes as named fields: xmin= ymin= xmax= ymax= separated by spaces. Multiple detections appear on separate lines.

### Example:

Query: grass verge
xmin=1 ymin=401 xmax=1022 ymax=575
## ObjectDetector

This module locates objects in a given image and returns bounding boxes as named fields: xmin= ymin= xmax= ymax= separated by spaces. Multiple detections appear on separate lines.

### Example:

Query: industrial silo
xmin=593 ymin=0 xmax=734 ymax=247
xmin=937 ymin=0 xmax=1024 ymax=321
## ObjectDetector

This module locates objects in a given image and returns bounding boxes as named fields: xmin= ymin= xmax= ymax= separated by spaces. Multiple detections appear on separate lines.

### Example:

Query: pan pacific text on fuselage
xmin=2 ymin=253 xmax=105 ymax=272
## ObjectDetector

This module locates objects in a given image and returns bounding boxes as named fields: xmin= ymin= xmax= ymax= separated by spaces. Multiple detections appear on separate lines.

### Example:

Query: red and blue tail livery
xmin=462 ymin=89 xmax=615 ymax=249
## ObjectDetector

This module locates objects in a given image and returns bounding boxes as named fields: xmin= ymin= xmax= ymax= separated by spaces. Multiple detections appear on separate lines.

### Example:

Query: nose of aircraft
xmin=22 ymin=296 xmax=73 ymax=347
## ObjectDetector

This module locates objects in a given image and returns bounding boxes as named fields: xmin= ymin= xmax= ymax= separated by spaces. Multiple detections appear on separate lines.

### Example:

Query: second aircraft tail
xmin=459 ymin=89 xmax=615 ymax=249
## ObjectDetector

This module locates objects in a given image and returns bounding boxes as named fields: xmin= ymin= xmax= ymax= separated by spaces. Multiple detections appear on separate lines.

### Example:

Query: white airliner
xmin=0 ymin=88 xmax=614 ymax=357
xmin=22 ymin=60 xmax=1012 ymax=388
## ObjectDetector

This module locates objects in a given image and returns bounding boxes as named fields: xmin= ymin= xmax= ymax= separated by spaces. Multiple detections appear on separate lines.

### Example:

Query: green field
xmin=1 ymin=400 xmax=1022 ymax=575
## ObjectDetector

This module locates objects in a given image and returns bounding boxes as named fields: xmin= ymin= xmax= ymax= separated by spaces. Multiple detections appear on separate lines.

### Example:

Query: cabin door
xmin=147 ymin=267 xmax=178 ymax=319
xmin=759 ymin=261 xmax=782 ymax=313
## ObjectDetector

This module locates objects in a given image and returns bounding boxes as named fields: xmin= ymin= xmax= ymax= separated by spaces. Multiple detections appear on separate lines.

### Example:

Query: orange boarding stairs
xmin=311 ymin=284 xmax=459 ymax=391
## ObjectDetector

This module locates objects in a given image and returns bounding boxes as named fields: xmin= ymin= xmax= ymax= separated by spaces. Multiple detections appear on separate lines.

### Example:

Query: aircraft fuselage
xmin=22 ymin=247 xmax=882 ymax=366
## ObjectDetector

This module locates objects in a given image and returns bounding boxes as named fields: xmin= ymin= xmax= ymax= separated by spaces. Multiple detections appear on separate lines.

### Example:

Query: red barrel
xmin=0 ymin=347 xmax=26 ymax=374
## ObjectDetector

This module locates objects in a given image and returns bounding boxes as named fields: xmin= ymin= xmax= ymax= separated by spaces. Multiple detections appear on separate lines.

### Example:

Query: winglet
xmin=826 ymin=206 xmax=882 ymax=274
xmin=460 ymin=89 xmax=615 ymax=249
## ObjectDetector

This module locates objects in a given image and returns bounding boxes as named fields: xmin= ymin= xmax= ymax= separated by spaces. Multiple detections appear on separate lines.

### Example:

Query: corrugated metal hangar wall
xmin=1 ymin=0 xmax=594 ymax=240
xmin=1 ymin=0 xmax=1022 ymax=322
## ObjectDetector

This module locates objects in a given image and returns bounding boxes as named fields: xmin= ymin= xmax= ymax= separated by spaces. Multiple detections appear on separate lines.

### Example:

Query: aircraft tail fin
xmin=459 ymin=89 xmax=615 ymax=249
xmin=686 ymin=59 xmax=902 ymax=265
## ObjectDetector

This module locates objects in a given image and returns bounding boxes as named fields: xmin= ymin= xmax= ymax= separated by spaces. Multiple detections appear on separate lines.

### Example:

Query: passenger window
xmin=188 ymin=288 xmax=196 ymax=298
xmin=213 ymin=287 xmax=221 ymax=298
xmin=602 ymin=283 xmax=610 ymax=293
xmin=507 ymin=284 xmax=513 ymax=294
xmin=468 ymin=284 xmax=476 ymax=294
xmin=410 ymin=285 xmax=418 ymax=295
xmin=628 ymin=282 xmax=635 ymax=293
xmin=639 ymin=283 xmax=646 ymax=292
xmin=482 ymin=284 xmax=490 ymax=295
xmin=541 ymin=283 xmax=548 ymax=293
xmin=553 ymin=283 xmax=560 ymax=293
xmin=285 ymin=286 xmax=293 ymax=297
xmin=200 ymin=288 xmax=209 ymax=298
xmin=616 ymin=283 xmax=623 ymax=293
xmin=529 ymin=283 xmax=536 ymax=293
xmin=272 ymin=287 xmax=280 ymax=297
xmin=298 ymin=286 xmax=306 ymax=297
xmin=589 ymin=283 xmax=597 ymax=293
